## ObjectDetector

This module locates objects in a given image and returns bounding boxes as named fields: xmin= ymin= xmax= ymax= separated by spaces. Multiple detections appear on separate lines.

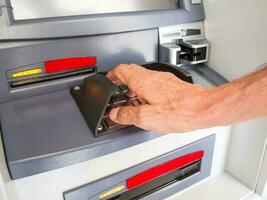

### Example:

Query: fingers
xmin=109 ymin=104 xmax=151 ymax=127
xmin=106 ymin=64 xmax=131 ymax=84
xmin=109 ymin=105 xmax=173 ymax=133
xmin=126 ymin=90 xmax=137 ymax=98
xmin=106 ymin=64 xmax=150 ymax=95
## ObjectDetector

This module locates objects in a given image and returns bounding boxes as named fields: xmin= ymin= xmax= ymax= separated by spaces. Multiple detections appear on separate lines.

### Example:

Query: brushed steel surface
xmin=10 ymin=0 xmax=178 ymax=20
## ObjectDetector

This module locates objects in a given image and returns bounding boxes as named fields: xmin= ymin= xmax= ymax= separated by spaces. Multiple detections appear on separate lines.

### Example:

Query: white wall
xmin=203 ymin=0 xmax=267 ymax=197
xmin=256 ymin=145 xmax=267 ymax=199
xmin=226 ymin=119 xmax=267 ymax=189
xmin=203 ymin=0 xmax=267 ymax=81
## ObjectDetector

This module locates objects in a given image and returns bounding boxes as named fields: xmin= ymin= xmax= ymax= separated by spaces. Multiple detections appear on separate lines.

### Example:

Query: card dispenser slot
xmin=9 ymin=68 xmax=96 ymax=88
xmin=106 ymin=161 xmax=201 ymax=200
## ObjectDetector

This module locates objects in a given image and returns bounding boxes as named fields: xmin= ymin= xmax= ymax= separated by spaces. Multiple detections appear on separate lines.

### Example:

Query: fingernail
xmin=109 ymin=107 xmax=120 ymax=121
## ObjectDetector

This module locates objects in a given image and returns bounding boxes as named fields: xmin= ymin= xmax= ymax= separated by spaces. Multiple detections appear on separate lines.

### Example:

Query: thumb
xmin=109 ymin=106 xmax=142 ymax=125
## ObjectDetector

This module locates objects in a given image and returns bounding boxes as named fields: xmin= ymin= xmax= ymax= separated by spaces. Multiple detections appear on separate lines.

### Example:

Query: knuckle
xmin=129 ymin=63 xmax=139 ymax=67
xmin=129 ymin=63 xmax=143 ymax=72
xmin=164 ymin=71 xmax=176 ymax=78
xmin=161 ymin=71 xmax=179 ymax=81
xmin=115 ymin=64 xmax=128 ymax=72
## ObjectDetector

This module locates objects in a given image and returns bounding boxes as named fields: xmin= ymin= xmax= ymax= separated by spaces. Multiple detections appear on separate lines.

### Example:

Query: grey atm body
xmin=0 ymin=0 xmax=227 ymax=197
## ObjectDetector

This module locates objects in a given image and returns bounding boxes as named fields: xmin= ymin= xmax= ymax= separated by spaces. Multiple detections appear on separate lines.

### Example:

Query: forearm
xmin=199 ymin=66 xmax=267 ymax=128
xmin=108 ymin=63 xmax=267 ymax=133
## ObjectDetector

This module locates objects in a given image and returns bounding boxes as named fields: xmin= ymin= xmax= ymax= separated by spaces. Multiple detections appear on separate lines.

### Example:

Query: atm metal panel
xmin=0 ymin=90 xmax=161 ymax=179
xmin=0 ymin=0 xmax=205 ymax=40
xmin=9 ymin=0 xmax=178 ymax=20
xmin=0 ymin=62 xmax=226 ymax=179
xmin=63 ymin=135 xmax=215 ymax=200
xmin=0 ymin=29 xmax=158 ymax=103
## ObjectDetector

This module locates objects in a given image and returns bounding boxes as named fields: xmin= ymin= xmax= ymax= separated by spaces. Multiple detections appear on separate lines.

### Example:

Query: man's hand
xmin=107 ymin=64 xmax=213 ymax=133
xmin=107 ymin=64 xmax=267 ymax=133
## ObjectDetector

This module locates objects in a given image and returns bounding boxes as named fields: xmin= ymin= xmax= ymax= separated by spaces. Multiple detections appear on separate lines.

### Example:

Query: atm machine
xmin=0 ymin=1 xmax=267 ymax=200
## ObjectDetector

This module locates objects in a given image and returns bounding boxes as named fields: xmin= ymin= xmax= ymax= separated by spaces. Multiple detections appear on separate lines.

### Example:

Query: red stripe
xmin=127 ymin=151 xmax=204 ymax=190
xmin=45 ymin=57 xmax=97 ymax=73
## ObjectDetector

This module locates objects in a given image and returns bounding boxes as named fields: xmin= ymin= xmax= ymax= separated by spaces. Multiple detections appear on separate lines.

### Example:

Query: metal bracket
xmin=0 ymin=3 xmax=13 ymax=24
xmin=0 ymin=3 xmax=5 ymax=16
xmin=0 ymin=2 xmax=12 ymax=9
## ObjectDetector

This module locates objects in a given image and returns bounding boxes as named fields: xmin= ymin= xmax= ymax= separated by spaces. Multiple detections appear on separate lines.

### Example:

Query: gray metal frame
xmin=9 ymin=0 xmax=179 ymax=20
xmin=0 ymin=0 xmax=227 ymax=184
xmin=0 ymin=63 xmax=226 ymax=180
xmin=190 ymin=64 xmax=229 ymax=86
xmin=0 ymin=0 xmax=205 ymax=40
xmin=64 ymin=135 xmax=215 ymax=200
xmin=0 ymin=89 xmax=161 ymax=179
xmin=0 ymin=29 xmax=158 ymax=104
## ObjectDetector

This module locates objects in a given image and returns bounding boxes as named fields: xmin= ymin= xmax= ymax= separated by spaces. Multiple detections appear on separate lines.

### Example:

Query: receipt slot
xmin=64 ymin=135 xmax=215 ymax=200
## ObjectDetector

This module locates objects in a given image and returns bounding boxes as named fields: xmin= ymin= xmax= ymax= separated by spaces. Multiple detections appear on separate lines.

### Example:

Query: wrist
xmin=171 ymin=85 xmax=219 ymax=131
xmin=193 ymin=87 xmax=223 ymax=129
xmin=197 ymin=83 xmax=243 ymax=128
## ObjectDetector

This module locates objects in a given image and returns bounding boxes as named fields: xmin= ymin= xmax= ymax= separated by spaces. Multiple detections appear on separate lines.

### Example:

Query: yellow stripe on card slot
xmin=12 ymin=68 xmax=43 ymax=78
xmin=99 ymin=185 xmax=125 ymax=199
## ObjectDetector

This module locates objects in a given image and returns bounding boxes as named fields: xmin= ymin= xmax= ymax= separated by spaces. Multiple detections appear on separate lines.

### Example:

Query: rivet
xmin=74 ymin=86 xmax=80 ymax=91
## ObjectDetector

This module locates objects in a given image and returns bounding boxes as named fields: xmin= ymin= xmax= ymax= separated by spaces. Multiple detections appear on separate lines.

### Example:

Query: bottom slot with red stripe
xmin=100 ymin=151 xmax=204 ymax=200
xmin=64 ymin=135 xmax=215 ymax=200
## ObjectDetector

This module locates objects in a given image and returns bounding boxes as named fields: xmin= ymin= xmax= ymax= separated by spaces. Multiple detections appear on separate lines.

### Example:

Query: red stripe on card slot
xmin=126 ymin=151 xmax=204 ymax=190
xmin=45 ymin=57 xmax=97 ymax=73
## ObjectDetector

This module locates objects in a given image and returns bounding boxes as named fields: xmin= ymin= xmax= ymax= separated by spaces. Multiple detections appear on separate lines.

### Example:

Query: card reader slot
xmin=107 ymin=160 xmax=201 ymax=200
xmin=9 ymin=68 xmax=96 ymax=88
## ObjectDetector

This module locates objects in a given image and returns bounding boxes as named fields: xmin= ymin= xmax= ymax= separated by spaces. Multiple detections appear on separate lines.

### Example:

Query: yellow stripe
xmin=12 ymin=68 xmax=42 ymax=78
xmin=99 ymin=185 xmax=125 ymax=199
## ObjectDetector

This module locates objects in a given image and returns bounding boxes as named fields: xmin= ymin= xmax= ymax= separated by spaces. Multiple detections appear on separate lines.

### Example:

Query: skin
xmin=107 ymin=64 xmax=267 ymax=133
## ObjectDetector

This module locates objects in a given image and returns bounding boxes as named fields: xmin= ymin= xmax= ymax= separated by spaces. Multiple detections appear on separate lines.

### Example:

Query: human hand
xmin=107 ymin=64 xmax=213 ymax=133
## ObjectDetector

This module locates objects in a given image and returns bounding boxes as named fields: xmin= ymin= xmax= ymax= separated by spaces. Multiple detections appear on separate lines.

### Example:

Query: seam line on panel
xmin=254 ymin=135 xmax=267 ymax=193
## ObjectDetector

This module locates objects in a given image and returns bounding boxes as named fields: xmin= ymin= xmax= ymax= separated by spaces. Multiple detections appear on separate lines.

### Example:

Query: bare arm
xmin=107 ymin=64 xmax=267 ymax=133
